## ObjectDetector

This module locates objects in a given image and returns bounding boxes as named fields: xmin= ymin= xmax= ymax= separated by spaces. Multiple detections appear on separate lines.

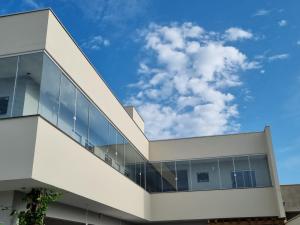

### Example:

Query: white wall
xmin=151 ymin=188 xmax=280 ymax=221
xmin=47 ymin=202 xmax=133 ymax=225
xmin=0 ymin=11 xmax=48 ymax=56
xmin=32 ymin=117 xmax=151 ymax=221
xmin=150 ymin=132 xmax=268 ymax=161
xmin=0 ymin=117 xmax=37 ymax=181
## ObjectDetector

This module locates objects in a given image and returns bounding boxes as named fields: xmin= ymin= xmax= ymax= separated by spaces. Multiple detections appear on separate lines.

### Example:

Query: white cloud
xmin=82 ymin=35 xmax=110 ymax=50
xmin=23 ymin=0 xmax=42 ymax=9
xmin=278 ymin=20 xmax=287 ymax=27
xmin=253 ymin=9 xmax=270 ymax=16
xmin=268 ymin=53 xmax=289 ymax=61
xmin=224 ymin=27 xmax=253 ymax=41
xmin=127 ymin=23 xmax=257 ymax=139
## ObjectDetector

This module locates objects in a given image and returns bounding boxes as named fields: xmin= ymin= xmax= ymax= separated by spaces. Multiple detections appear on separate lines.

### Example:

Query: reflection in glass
xmin=106 ymin=124 xmax=117 ymax=167
xmin=88 ymin=106 xmax=109 ymax=158
xmin=58 ymin=75 xmax=76 ymax=136
xmin=125 ymin=143 xmax=136 ymax=183
xmin=233 ymin=156 xmax=252 ymax=188
xmin=39 ymin=55 xmax=61 ymax=124
xmin=250 ymin=155 xmax=272 ymax=187
xmin=162 ymin=161 xmax=176 ymax=192
xmin=146 ymin=162 xmax=162 ymax=193
xmin=136 ymin=160 xmax=145 ymax=188
xmin=219 ymin=157 xmax=234 ymax=189
xmin=116 ymin=132 xmax=125 ymax=173
xmin=13 ymin=53 xmax=43 ymax=117
xmin=176 ymin=161 xmax=191 ymax=191
xmin=74 ymin=90 xmax=89 ymax=146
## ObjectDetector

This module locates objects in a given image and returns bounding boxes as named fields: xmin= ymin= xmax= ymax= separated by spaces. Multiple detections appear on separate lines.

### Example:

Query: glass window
xmin=12 ymin=53 xmax=43 ymax=117
xmin=176 ymin=161 xmax=191 ymax=191
xmin=58 ymin=75 xmax=76 ymax=136
xmin=231 ymin=170 xmax=255 ymax=188
xmin=115 ymin=132 xmax=125 ymax=173
xmin=233 ymin=156 xmax=252 ymax=188
xmin=161 ymin=161 xmax=176 ymax=192
xmin=88 ymin=106 xmax=109 ymax=159
xmin=219 ymin=157 xmax=234 ymax=189
xmin=124 ymin=143 xmax=136 ymax=183
xmin=197 ymin=172 xmax=209 ymax=182
xmin=0 ymin=56 xmax=18 ymax=118
xmin=0 ymin=96 xmax=9 ymax=115
xmin=39 ymin=55 xmax=61 ymax=125
xmin=106 ymin=124 xmax=118 ymax=169
xmin=136 ymin=158 xmax=146 ymax=188
xmin=146 ymin=162 xmax=162 ymax=193
xmin=249 ymin=155 xmax=272 ymax=187
xmin=191 ymin=159 xmax=220 ymax=191
xmin=74 ymin=90 xmax=90 ymax=146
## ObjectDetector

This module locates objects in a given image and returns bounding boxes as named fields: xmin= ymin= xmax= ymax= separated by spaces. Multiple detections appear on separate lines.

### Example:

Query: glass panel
xmin=233 ymin=156 xmax=252 ymax=188
xmin=124 ymin=143 xmax=137 ymax=183
xmin=88 ymin=106 xmax=109 ymax=159
xmin=39 ymin=55 xmax=61 ymax=124
xmin=0 ymin=56 xmax=18 ymax=118
xmin=74 ymin=90 xmax=89 ymax=146
xmin=249 ymin=155 xmax=272 ymax=187
xmin=136 ymin=157 xmax=145 ymax=188
xmin=140 ymin=161 xmax=146 ymax=188
xmin=58 ymin=75 xmax=76 ymax=136
xmin=176 ymin=161 xmax=191 ymax=191
xmin=219 ymin=157 xmax=234 ymax=189
xmin=12 ymin=53 xmax=43 ymax=117
xmin=162 ymin=161 xmax=176 ymax=192
xmin=115 ymin=132 xmax=125 ymax=173
xmin=191 ymin=159 xmax=220 ymax=191
xmin=146 ymin=162 xmax=162 ymax=193
xmin=106 ymin=124 xmax=118 ymax=168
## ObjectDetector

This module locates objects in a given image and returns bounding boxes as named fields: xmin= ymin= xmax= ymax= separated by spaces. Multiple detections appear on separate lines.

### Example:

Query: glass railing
xmin=0 ymin=51 xmax=146 ymax=189
xmin=0 ymin=51 xmax=273 ymax=193
xmin=146 ymin=154 xmax=272 ymax=193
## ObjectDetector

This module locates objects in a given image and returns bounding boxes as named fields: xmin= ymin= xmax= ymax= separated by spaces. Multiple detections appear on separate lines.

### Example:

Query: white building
xmin=0 ymin=9 xmax=285 ymax=225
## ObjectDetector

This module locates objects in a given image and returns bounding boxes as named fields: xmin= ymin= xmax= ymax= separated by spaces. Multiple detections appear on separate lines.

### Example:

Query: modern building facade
xmin=0 ymin=9 xmax=286 ymax=225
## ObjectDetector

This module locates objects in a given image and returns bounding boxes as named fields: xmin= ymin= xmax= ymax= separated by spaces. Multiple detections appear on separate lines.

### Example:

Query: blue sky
xmin=1 ymin=0 xmax=299 ymax=184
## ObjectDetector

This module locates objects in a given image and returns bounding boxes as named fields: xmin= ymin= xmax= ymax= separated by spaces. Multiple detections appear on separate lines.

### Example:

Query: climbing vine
xmin=11 ymin=188 xmax=61 ymax=225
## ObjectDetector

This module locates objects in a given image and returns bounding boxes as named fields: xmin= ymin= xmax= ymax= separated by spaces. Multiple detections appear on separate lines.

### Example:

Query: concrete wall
xmin=150 ymin=188 xmax=279 ymax=221
xmin=281 ymin=185 xmax=300 ymax=213
xmin=47 ymin=202 xmax=133 ymax=225
xmin=149 ymin=128 xmax=285 ymax=220
xmin=0 ymin=11 xmax=48 ymax=56
xmin=32 ymin=117 xmax=151 ymax=221
xmin=0 ymin=117 xmax=37 ymax=181
xmin=150 ymin=132 xmax=268 ymax=161
xmin=124 ymin=106 xmax=145 ymax=133
xmin=264 ymin=127 xmax=286 ymax=218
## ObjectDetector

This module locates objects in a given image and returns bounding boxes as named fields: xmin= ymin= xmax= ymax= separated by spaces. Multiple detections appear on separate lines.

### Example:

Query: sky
xmin=0 ymin=0 xmax=299 ymax=184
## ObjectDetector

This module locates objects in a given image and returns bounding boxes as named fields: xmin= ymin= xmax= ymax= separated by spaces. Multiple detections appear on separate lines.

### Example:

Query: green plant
xmin=12 ymin=188 xmax=61 ymax=225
